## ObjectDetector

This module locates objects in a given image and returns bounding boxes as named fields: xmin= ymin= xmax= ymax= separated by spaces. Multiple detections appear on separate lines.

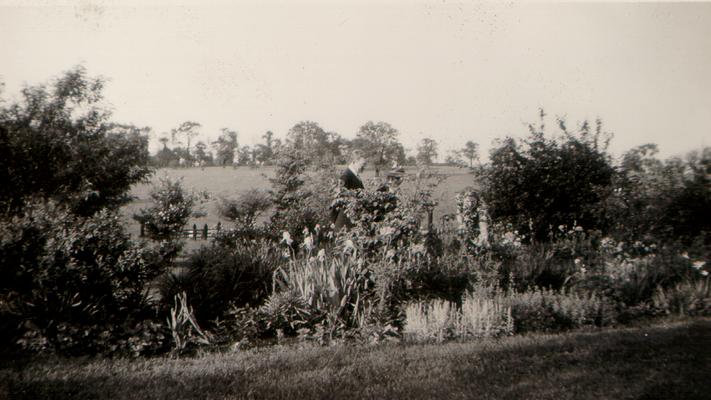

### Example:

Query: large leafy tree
xmin=171 ymin=120 xmax=201 ymax=157
xmin=354 ymin=121 xmax=403 ymax=176
xmin=0 ymin=66 xmax=153 ymax=216
xmin=461 ymin=141 xmax=479 ymax=168
xmin=212 ymin=127 xmax=238 ymax=166
xmin=286 ymin=121 xmax=340 ymax=167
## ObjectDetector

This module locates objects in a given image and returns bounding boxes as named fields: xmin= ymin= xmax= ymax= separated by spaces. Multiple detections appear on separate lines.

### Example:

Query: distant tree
xmin=354 ymin=121 xmax=402 ymax=176
xmin=259 ymin=130 xmax=275 ymax=164
xmin=445 ymin=150 xmax=466 ymax=167
xmin=0 ymin=66 xmax=153 ymax=216
xmin=159 ymin=136 xmax=170 ymax=149
xmin=154 ymin=146 xmax=176 ymax=168
xmin=461 ymin=141 xmax=479 ymax=168
xmin=212 ymin=128 xmax=238 ymax=166
xmin=193 ymin=141 xmax=212 ymax=165
xmin=286 ymin=121 xmax=339 ymax=167
xmin=171 ymin=121 xmax=201 ymax=156
xmin=416 ymin=138 xmax=439 ymax=165
xmin=237 ymin=145 xmax=253 ymax=165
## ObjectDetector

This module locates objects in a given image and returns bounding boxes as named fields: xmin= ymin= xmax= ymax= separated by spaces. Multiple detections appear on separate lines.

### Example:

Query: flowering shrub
xmin=133 ymin=177 xmax=208 ymax=241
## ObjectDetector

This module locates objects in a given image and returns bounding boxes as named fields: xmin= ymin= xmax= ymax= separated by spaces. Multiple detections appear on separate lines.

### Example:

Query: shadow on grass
xmin=2 ymin=318 xmax=710 ymax=400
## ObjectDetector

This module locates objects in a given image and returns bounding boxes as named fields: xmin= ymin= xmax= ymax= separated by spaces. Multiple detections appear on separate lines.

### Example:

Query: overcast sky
xmin=1 ymin=1 xmax=710 ymax=160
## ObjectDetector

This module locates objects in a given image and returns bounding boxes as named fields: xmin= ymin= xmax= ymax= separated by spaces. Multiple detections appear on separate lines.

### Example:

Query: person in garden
xmin=377 ymin=165 xmax=405 ymax=193
xmin=331 ymin=151 xmax=367 ymax=230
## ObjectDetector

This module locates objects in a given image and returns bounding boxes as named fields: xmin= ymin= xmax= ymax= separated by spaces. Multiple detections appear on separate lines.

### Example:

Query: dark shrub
xmin=0 ymin=67 xmax=152 ymax=217
xmin=0 ymin=201 xmax=165 ymax=355
xmin=159 ymin=238 xmax=281 ymax=326
xmin=217 ymin=189 xmax=272 ymax=228
xmin=481 ymin=113 xmax=615 ymax=243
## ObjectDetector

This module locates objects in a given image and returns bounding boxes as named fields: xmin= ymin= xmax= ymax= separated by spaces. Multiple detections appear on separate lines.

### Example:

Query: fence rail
xmin=139 ymin=222 xmax=223 ymax=240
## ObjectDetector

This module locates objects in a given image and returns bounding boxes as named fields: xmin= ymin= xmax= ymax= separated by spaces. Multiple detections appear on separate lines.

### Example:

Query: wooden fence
xmin=139 ymin=222 xmax=223 ymax=240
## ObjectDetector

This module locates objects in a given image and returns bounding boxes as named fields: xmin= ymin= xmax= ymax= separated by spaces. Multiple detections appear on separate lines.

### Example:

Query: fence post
xmin=203 ymin=224 xmax=208 ymax=240
xmin=192 ymin=223 xmax=198 ymax=240
xmin=139 ymin=222 xmax=145 ymax=238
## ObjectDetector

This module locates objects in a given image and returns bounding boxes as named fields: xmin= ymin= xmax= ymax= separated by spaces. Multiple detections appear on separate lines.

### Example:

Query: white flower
xmin=317 ymin=249 xmax=326 ymax=262
xmin=302 ymin=234 xmax=314 ymax=251
xmin=701 ymin=270 xmax=709 ymax=276
xmin=692 ymin=260 xmax=706 ymax=270
xmin=343 ymin=240 xmax=356 ymax=253
xmin=281 ymin=231 xmax=293 ymax=246
xmin=574 ymin=258 xmax=582 ymax=265
xmin=411 ymin=243 xmax=426 ymax=255
xmin=680 ymin=252 xmax=690 ymax=259
xmin=379 ymin=226 xmax=396 ymax=236
xmin=281 ymin=249 xmax=291 ymax=258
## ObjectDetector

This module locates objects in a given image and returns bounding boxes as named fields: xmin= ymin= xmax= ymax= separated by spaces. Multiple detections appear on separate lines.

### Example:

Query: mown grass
xmin=2 ymin=318 xmax=709 ymax=399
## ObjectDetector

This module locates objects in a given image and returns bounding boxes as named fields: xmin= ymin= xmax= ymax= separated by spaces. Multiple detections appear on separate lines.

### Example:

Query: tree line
xmin=152 ymin=118 xmax=479 ymax=172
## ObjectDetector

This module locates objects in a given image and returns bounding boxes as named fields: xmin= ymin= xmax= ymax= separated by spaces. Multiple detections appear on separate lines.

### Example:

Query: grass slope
xmin=2 ymin=318 xmax=710 ymax=399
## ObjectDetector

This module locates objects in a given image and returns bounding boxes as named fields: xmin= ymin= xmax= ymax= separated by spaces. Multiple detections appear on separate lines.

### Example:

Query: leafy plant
xmin=158 ymin=238 xmax=280 ymax=326
xmin=217 ymin=189 xmax=271 ymax=228
xmin=0 ymin=200 xmax=164 ymax=355
xmin=167 ymin=292 xmax=211 ymax=354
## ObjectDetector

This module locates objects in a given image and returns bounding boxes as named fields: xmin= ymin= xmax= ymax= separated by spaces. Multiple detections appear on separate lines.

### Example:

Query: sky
xmin=1 ymin=1 xmax=710 ymax=161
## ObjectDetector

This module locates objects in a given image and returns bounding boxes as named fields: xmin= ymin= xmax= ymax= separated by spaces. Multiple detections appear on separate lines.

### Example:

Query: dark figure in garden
xmin=331 ymin=151 xmax=367 ymax=230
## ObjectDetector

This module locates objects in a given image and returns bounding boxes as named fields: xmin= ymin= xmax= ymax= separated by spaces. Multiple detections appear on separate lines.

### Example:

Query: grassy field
xmin=2 ymin=318 xmax=709 ymax=399
xmin=120 ymin=165 xmax=477 ymax=238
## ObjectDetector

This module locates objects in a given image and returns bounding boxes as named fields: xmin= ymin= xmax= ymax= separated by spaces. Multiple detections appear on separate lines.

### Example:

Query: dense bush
xmin=608 ymin=144 xmax=711 ymax=246
xmin=158 ymin=238 xmax=282 ymax=327
xmin=217 ymin=189 xmax=271 ymax=228
xmin=0 ymin=201 xmax=166 ymax=355
xmin=267 ymin=148 xmax=336 ymax=242
xmin=482 ymin=114 xmax=615 ymax=243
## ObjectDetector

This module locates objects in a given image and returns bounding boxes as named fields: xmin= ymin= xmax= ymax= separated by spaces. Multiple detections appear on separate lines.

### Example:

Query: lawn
xmin=120 ymin=165 xmax=476 ymax=239
xmin=3 ymin=318 xmax=709 ymax=399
